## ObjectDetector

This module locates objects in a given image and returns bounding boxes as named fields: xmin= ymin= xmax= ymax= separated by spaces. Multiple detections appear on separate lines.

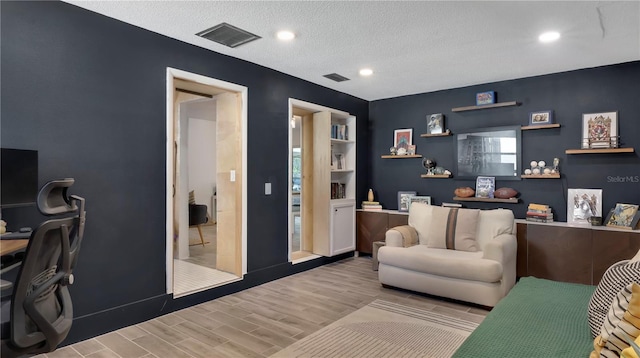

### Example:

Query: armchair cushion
xmin=379 ymin=245 xmax=502 ymax=282
xmin=426 ymin=206 xmax=479 ymax=252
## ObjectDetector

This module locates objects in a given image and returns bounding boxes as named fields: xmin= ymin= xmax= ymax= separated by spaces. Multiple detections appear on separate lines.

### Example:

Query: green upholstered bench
xmin=453 ymin=276 xmax=595 ymax=357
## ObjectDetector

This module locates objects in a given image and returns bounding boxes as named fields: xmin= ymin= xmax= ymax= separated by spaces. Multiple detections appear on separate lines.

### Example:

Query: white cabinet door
xmin=330 ymin=200 xmax=355 ymax=255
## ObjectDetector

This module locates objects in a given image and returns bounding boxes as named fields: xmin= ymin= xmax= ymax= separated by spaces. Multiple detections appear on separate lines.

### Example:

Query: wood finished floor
xmin=37 ymin=257 xmax=488 ymax=358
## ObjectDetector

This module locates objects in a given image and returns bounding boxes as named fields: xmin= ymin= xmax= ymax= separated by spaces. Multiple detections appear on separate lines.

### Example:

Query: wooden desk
xmin=0 ymin=239 xmax=29 ymax=256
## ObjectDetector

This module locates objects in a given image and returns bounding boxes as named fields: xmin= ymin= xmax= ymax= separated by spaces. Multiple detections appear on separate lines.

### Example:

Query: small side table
xmin=372 ymin=241 xmax=386 ymax=271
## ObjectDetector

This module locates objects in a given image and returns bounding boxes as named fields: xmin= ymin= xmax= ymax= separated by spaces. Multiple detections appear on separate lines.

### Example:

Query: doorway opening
xmin=166 ymin=68 xmax=247 ymax=297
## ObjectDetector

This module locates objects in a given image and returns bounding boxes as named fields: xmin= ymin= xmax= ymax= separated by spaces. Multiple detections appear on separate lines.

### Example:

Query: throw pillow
xmin=426 ymin=206 xmax=479 ymax=252
xmin=189 ymin=190 xmax=196 ymax=205
xmin=588 ymin=260 xmax=640 ymax=338
xmin=621 ymin=335 xmax=640 ymax=358
xmin=592 ymin=282 xmax=640 ymax=358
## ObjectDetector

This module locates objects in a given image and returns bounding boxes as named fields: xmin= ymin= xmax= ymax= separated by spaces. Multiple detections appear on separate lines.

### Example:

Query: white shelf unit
xmin=309 ymin=110 xmax=356 ymax=256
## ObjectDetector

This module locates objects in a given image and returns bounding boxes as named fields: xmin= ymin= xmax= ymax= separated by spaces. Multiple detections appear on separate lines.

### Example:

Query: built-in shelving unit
xmin=453 ymin=196 xmax=519 ymax=204
xmin=420 ymin=130 xmax=452 ymax=137
xmin=451 ymin=101 xmax=520 ymax=112
xmin=381 ymin=154 xmax=423 ymax=159
xmin=420 ymin=174 xmax=451 ymax=178
xmin=521 ymin=124 xmax=561 ymax=131
xmin=521 ymin=174 xmax=560 ymax=179
xmin=565 ymin=148 xmax=635 ymax=154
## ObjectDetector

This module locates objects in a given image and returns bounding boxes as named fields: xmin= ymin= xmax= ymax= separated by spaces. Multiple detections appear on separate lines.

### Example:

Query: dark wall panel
xmin=1 ymin=0 xmax=368 ymax=342
xmin=370 ymin=62 xmax=640 ymax=221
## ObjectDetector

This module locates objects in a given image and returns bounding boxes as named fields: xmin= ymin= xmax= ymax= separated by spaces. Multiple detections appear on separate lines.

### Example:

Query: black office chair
xmin=0 ymin=178 xmax=86 ymax=357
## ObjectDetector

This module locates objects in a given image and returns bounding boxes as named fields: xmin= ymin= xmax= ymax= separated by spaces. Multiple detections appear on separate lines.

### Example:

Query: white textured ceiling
xmin=63 ymin=1 xmax=640 ymax=101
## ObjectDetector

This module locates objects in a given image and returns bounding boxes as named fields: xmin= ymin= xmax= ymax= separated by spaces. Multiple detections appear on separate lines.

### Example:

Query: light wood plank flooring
xmin=38 ymin=257 xmax=488 ymax=358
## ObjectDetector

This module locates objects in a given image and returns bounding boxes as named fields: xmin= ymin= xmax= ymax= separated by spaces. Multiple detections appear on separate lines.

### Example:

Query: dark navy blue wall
xmin=369 ymin=61 xmax=640 ymax=221
xmin=1 ymin=1 xmax=368 ymax=343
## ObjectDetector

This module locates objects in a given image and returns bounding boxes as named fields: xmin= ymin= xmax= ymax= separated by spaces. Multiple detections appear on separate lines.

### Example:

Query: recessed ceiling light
xmin=359 ymin=68 xmax=373 ymax=76
xmin=277 ymin=31 xmax=295 ymax=41
xmin=538 ymin=31 xmax=560 ymax=43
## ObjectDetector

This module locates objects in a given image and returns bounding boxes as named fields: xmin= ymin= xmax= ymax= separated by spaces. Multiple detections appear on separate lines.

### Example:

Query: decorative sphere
xmin=422 ymin=158 xmax=437 ymax=170
xmin=524 ymin=169 xmax=532 ymax=175
xmin=530 ymin=161 xmax=538 ymax=168
xmin=544 ymin=168 xmax=552 ymax=174
xmin=538 ymin=160 xmax=546 ymax=168
xmin=532 ymin=168 xmax=541 ymax=175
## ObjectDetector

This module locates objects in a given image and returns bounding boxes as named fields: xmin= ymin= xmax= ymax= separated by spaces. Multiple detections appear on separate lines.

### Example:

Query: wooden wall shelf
xmin=521 ymin=174 xmax=560 ymax=179
xmin=521 ymin=123 xmax=561 ymax=130
xmin=420 ymin=130 xmax=452 ymax=137
xmin=453 ymin=196 xmax=519 ymax=203
xmin=451 ymin=101 xmax=520 ymax=112
xmin=565 ymin=147 xmax=635 ymax=154
xmin=381 ymin=155 xmax=423 ymax=159
xmin=420 ymin=174 xmax=451 ymax=178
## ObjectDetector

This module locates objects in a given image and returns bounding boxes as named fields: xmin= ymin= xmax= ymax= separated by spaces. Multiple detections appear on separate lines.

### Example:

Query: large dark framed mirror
xmin=454 ymin=125 xmax=521 ymax=180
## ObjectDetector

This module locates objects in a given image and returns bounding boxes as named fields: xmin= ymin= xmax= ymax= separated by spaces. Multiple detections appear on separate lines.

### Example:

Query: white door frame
xmin=166 ymin=67 xmax=248 ymax=294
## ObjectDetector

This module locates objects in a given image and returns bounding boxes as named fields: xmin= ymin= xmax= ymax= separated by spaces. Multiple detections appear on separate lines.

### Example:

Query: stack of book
xmin=331 ymin=124 xmax=348 ymax=140
xmin=362 ymin=201 xmax=382 ymax=211
xmin=527 ymin=203 xmax=554 ymax=222
xmin=331 ymin=183 xmax=346 ymax=199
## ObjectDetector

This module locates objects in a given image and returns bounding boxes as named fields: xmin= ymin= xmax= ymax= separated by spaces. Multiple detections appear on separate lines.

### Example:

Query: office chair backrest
xmin=5 ymin=178 xmax=86 ymax=356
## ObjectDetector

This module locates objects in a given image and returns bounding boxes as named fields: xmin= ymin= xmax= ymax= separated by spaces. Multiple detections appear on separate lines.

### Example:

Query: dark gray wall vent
xmin=196 ymin=23 xmax=261 ymax=48
xmin=323 ymin=73 xmax=350 ymax=82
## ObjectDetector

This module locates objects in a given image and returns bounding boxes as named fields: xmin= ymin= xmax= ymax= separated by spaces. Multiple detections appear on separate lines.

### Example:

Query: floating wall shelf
xmin=451 ymin=101 xmax=520 ymax=112
xmin=420 ymin=174 xmax=452 ymax=178
xmin=420 ymin=130 xmax=452 ymax=138
xmin=521 ymin=174 xmax=560 ymax=179
xmin=381 ymin=155 xmax=423 ymax=159
xmin=521 ymin=124 xmax=561 ymax=131
xmin=453 ymin=196 xmax=519 ymax=204
xmin=565 ymin=148 xmax=635 ymax=154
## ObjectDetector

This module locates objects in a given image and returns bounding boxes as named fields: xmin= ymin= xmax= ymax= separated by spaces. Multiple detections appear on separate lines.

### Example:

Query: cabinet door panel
xmin=388 ymin=213 xmax=409 ymax=229
xmin=527 ymin=225 xmax=592 ymax=284
xmin=592 ymin=230 xmax=640 ymax=284
xmin=516 ymin=223 xmax=528 ymax=278
xmin=356 ymin=211 xmax=387 ymax=254
xmin=331 ymin=202 xmax=355 ymax=255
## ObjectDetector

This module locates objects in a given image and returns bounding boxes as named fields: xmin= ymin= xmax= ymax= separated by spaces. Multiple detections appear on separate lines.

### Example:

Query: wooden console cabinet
xmin=516 ymin=220 xmax=640 ymax=285
xmin=356 ymin=210 xmax=408 ymax=254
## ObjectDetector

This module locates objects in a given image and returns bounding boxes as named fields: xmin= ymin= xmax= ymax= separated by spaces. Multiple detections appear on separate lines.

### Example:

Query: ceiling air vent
xmin=196 ymin=23 xmax=261 ymax=48
xmin=323 ymin=73 xmax=350 ymax=82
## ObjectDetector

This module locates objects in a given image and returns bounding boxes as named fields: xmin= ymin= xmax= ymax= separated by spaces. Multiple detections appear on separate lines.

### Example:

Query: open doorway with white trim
xmin=166 ymin=68 xmax=247 ymax=297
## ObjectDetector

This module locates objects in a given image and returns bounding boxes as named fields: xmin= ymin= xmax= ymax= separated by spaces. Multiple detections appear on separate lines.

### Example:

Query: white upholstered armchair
xmin=378 ymin=203 xmax=517 ymax=307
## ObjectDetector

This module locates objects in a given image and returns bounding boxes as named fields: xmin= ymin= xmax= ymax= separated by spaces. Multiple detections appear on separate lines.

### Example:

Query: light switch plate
xmin=230 ymin=170 xmax=236 ymax=182
xmin=265 ymin=182 xmax=271 ymax=195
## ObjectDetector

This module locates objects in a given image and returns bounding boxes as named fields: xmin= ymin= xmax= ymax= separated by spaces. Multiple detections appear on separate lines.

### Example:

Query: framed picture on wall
xmin=397 ymin=191 xmax=417 ymax=212
xmin=529 ymin=110 xmax=554 ymax=126
xmin=394 ymin=128 xmax=413 ymax=150
xmin=426 ymin=113 xmax=445 ymax=134
xmin=582 ymin=111 xmax=618 ymax=149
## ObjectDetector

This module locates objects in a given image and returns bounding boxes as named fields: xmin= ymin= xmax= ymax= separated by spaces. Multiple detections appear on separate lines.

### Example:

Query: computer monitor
xmin=1 ymin=148 xmax=38 ymax=208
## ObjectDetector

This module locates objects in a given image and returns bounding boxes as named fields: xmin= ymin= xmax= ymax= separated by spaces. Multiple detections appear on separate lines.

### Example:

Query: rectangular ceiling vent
xmin=323 ymin=73 xmax=350 ymax=82
xmin=196 ymin=23 xmax=261 ymax=48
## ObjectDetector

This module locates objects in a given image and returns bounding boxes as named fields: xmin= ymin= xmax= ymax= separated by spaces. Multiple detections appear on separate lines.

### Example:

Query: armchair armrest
xmin=385 ymin=225 xmax=418 ymax=247
xmin=482 ymin=233 xmax=517 ymax=263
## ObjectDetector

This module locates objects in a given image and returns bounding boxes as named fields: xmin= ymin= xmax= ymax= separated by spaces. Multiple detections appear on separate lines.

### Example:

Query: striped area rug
xmin=271 ymin=299 xmax=479 ymax=358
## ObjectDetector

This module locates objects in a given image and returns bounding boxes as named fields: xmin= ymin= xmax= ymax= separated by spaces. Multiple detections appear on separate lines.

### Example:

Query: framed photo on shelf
xmin=409 ymin=195 xmax=431 ymax=208
xmin=567 ymin=188 xmax=602 ymax=225
xmin=407 ymin=145 xmax=416 ymax=155
xmin=582 ymin=111 xmax=618 ymax=149
xmin=426 ymin=113 xmax=445 ymax=134
xmin=476 ymin=91 xmax=495 ymax=105
xmin=475 ymin=176 xmax=495 ymax=198
xmin=394 ymin=128 xmax=413 ymax=150
xmin=605 ymin=203 xmax=640 ymax=230
xmin=529 ymin=110 xmax=553 ymax=125
xmin=397 ymin=191 xmax=417 ymax=212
